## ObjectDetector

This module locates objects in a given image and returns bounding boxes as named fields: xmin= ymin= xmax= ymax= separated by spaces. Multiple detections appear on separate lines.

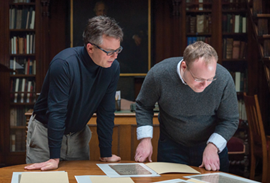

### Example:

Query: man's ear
xmin=86 ymin=43 xmax=94 ymax=53
xmin=181 ymin=60 xmax=187 ymax=70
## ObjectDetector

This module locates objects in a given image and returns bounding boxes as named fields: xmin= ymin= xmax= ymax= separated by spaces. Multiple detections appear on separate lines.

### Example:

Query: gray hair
xmin=82 ymin=16 xmax=123 ymax=46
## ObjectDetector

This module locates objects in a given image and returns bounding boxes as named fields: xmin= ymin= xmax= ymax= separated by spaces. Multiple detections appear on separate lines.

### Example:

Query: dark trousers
xmin=157 ymin=132 xmax=229 ymax=172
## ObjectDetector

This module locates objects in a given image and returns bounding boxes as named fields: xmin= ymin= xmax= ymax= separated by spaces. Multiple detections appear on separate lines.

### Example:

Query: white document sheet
xmin=75 ymin=175 xmax=134 ymax=183
xmin=185 ymin=172 xmax=260 ymax=183
xmin=153 ymin=178 xmax=194 ymax=183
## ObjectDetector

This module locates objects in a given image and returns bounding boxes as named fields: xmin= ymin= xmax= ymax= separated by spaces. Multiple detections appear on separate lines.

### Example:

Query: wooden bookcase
xmin=0 ymin=0 xmax=43 ymax=166
xmin=0 ymin=0 xmax=39 ymax=165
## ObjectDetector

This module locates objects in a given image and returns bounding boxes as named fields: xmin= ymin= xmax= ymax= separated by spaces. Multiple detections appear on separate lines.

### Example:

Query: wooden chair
xmin=227 ymin=119 xmax=249 ymax=177
xmin=244 ymin=93 xmax=270 ymax=183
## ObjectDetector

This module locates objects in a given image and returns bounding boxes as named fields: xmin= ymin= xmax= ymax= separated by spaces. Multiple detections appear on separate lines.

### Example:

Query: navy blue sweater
xmin=34 ymin=47 xmax=120 ymax=159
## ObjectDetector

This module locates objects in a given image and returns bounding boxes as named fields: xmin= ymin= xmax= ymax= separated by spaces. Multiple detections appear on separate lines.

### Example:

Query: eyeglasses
xmin=90 ymin=42 xmax=123 ymax=56
xmin=188 ymin=68 xmax=217 ymax=82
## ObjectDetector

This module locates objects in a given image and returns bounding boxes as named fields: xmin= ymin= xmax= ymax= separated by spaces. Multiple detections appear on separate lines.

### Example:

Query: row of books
xmin=238 ymin=99 xmax=247 ymax=122
xmin=231 ymin=71 xmax=247 ymax=92
xmin=10 ymin=130 xmax=26 ymax=152
xmin=222 ymin=0 xmax=245 ymax=2
xmin=258 ymin=19 xmax=268 ymax=36
xmin=252 ymin=0 xmax=262 ymax=15
xmin=9 ymin=7 xmax=35 ymax=30
xmin=222 ymin=38 xmax=247 ymax=59
xmin=12 ymin=0 xmax=32 ymax=3
xmin=222 ymin=14 xmax=247 ymax=33
xmin=10 ymin=33 xmax=35 ymax=54
xmin=186 ymin=0 xmax=213 ymax=2
xmin=222 ymin=0 xmax=247 ymax=11
xmin=10 ymin=107 xmax=29 ymax=127
xmin=264 ymin=40 xmax=270 ymax=57
xmin=10 ymin=106 xmax=28 ymax=152
xmin=186 ymin=14 xmax=212 ymax=34
xmin=10 ymin=78 xmax=36 ymax=104
xmin=187 ymin=36 xmax=211 ymax=46
xmin=10 ymin=58 xmax=36 ymax=75
xmin=186 ymin=4 xmax=212 ymax=11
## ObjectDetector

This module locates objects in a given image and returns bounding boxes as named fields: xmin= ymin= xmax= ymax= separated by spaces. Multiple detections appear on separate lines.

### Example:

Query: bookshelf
xmin=221 ymin=1 xmax=249 ymax=177
xmin=0 ymin=0 xmax=71 ymax=166
xmin=185 ymin=0 xmax=213 ymax=46
xmin=9 ymin=0 xmax=36 ymax=156
xmin=221 ymin=0 xmax=248 ymax=94
xmin=0 ymin=0 xmax=41 ymax=165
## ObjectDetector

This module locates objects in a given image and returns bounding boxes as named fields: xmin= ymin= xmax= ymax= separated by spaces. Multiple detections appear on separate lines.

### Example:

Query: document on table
xmin=146 ymin=162 xmax=200 ymax=174
xmin=153 ymin=178 xmax=194 ymax=183
xmin=75 ymin=175 xmax=134 ymax=183
xmin=97 ymin=162 xmax=200 ymax=177
xmin=185 ymin=172 xmax=261 ymax=183
xmin=11 ymin=171 xmax=68 ymax=183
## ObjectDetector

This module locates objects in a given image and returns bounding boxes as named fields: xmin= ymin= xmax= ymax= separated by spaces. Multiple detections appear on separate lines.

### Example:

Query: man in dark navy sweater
xmin=24 ymin=16 xmax=123 ymax=171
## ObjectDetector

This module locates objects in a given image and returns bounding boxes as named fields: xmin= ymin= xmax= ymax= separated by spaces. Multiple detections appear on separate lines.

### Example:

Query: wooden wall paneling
xmin=0 ymin=0 xmax=5 ymax=165
xmin=211 ymin=0 xmax=222 ymax=62
xmin=153 ymin=0 xmax=182 ymax=64
xmin=171 ymin=0 xmax=182 ymax=58
xmin=34 ymin=0 xmax=43 ymax=93
xmin=0 ymin=0 xmax=11 ymax=166
xmin=247 ymin=21 xmax=259 ymax=95
xmin=48 ymin=0 xmax=67 ymax=74
xmin=131 ymin=125 xmax=139 ymax=161
xmin=36 ymin=0 xmax=51 ymax=93
xmin=88 ymin=125 xmax=119 ymax=161
xmin=152 ymin=124 xmax=160 ymax=162
xmin=118 ymin=125 xmax=132 ymax=160
xmin=0 ymin=72 xmax=10 ymax=166
xmin=0 ymin=1 xmax=9 ymax=67
xmin=35 ymin=0 xmax=67 ymax=93
xmin=0 ymin=72 xmax=8 ymax=166
xmin=153 ymin=0 xmax=165 ymax=64
xmin=180 ymin=1 xmax=187 ymax=54
xmin=112 ymin=125 xmax=120 ymax=156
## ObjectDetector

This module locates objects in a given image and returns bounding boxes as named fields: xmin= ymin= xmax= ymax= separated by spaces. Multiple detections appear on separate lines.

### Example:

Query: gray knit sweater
xmin=136 ymin=57 xmax=239 ymax=147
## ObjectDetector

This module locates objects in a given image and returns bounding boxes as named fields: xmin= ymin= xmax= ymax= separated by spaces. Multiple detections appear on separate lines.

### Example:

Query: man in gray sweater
xmin=134 ymin=41 xmax=239 ymax=172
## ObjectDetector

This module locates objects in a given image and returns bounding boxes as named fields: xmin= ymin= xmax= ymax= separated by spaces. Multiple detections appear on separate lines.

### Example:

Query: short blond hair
xmin=183 ymin=41 xmax=218 ymax=68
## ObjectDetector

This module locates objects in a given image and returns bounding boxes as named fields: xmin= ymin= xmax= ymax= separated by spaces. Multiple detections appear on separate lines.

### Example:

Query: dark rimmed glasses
xmin=90 ymin=42 xmax=123 ymax=56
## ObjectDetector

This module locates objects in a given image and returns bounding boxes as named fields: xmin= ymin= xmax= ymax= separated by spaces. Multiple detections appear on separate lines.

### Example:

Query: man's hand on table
xmin=199 ymin=142 xmax=220 ymax=171
xmin=99 ymin=154 xmax=121 ymax=162
xmin=24 ymin=158 xmax=59 ymax=171
xmin=134 ymin=137 xmax=153 ymax=162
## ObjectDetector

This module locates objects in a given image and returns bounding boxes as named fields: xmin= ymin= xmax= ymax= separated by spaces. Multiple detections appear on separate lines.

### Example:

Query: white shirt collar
xmin=177 ymin=59 xmax=187 ymax=85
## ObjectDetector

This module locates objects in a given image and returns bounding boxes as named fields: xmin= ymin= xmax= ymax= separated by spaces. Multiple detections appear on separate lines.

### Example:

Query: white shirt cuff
xmin=207 ymin=133 xmax=227 ymax=153
xmin=137 ymin=125 xmax=153 ymax=140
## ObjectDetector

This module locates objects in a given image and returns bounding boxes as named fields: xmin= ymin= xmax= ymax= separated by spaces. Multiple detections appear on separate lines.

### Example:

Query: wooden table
xmin=0 ymin=160 xmax=214 ymax=183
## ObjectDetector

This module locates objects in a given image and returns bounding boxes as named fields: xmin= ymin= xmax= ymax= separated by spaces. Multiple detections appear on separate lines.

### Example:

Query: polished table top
xmin=0 ymin=160 xmax=215 ymax=183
